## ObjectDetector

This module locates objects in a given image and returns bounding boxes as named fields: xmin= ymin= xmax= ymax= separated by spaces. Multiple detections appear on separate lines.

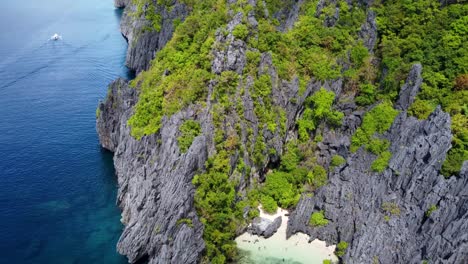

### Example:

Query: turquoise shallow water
xmin=0 ymin=0 xmax=130 ymax=263
xmin=235 ymin=209 xmax=337 ymax=264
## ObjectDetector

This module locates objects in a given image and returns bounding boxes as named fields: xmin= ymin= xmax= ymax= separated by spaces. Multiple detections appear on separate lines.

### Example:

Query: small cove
xmin=235 ymin=207 xmax=337 ymax=264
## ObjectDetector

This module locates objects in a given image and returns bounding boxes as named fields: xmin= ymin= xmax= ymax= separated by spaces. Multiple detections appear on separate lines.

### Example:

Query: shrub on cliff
xmin=351 ymin=101 xmax=399 ymax=172
xmin=232 ymin=24 xmax=249 ymax=40
xmin=335 ymin=241 xmax=349 ymax=257
xmin=330 ymin=155 xmax=346 ymax=168
xmin=177 ymin=120 xmax=202 ymax=153
xmin=297 ymin=88 xmax=344 ymax=141
xmin=309 ymin=210 xmax=329 ymax=227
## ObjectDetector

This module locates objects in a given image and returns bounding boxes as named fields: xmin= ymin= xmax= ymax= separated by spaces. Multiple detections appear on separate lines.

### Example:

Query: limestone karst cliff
xmin=97 ymin=0 xmax=467 ymax=263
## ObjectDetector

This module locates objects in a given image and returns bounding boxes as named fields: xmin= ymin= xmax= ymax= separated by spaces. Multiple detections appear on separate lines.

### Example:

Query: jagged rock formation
xmin=118 ymin=0 xmax=189 ymax=73
xmin=114 ymin=0 xmax=129 ymax=8
xmin=248 ymin=216 xmax=282 ymax=238
xmin=358 ymin=10 xmax=377 ymax=52
xmin=288 ymin=65 xmax=468 ymax=263
xmin=396 ymin=64 xmax=422 ymax=111
xmin=97 ymin=4 xmax=205 ymax=262
xmin=98 ymin=0 xmax=467 ymax=263
xmin=97 ymin=78 xmax=208 ymax=263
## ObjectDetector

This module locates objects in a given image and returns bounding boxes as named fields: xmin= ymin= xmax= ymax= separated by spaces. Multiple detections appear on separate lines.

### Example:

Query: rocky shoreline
xmin=97 ymin=1 xmax=205 ymax=263
xmin=97 ymin=0 xmax=468 ymax=263
xmin=236 ymin=207 xmax=337 ymax=263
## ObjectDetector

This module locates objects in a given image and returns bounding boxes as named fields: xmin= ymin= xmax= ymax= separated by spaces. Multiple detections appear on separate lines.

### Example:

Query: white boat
xmin=50 ymin=33 xmax=62 ymax=41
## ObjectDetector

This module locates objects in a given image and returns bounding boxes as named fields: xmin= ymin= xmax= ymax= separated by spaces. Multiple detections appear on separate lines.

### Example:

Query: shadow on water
xmin=114 ymin=7 xmax=125 ymax=21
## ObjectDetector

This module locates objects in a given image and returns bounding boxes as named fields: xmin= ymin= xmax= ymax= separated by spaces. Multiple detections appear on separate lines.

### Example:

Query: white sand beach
xmin=235 ymin=207 xmax=337 ymax=264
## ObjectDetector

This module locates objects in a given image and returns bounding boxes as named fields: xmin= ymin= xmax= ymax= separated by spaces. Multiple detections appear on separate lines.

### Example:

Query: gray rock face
xmin=97 ymin=80 xmax=207 ymax=264
xmin=248 ymin=216 xmax=282 ymax=238
xmin=119 ymin=0 xmax=189 ymax=73
xmin=212 ymin=12 xmax=247 ymax=75
xmin=114 ymin=0 xmax=130 ymax=8
xmin=96 ymin=5 xmax=310 ymax=262
xmin=277 ymin=0 xmax=305 ymax=32
xmin=440 ymin=0 xmax=464 ymax=6
xmin=288 ymin=67 xmax=468 ymax=263
xmin=99 ymin=1 xmax=468 ymax=263
xmin=97 ymin=78 xmax=137 ymax=152
xmin=359 ymin=10 xmax=377 ymax=52
xmin=396 ymin=64 xmax=422 ymax=111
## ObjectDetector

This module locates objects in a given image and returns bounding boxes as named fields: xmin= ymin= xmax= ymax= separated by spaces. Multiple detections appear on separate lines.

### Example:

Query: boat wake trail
xmin=0 ymin=40 xmax=98 ymax=91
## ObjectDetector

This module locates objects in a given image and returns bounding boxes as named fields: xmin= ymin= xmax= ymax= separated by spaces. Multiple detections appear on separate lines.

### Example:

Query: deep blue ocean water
xmin=0 ymin=0 xmax=130 ymax=263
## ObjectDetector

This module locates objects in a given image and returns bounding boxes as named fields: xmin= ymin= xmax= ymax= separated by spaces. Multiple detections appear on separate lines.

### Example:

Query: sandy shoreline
xmin=235 ymin=207 xmax=337 ymax=263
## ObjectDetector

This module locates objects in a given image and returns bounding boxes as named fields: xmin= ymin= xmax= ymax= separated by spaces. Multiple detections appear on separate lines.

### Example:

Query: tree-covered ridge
xmin=374 ymin=0 xmax=467 ymax=176
xmin=195 ymin=1 xmax=373 ymax=261
xmin=128 ymin=0 xmax=227 ymax=138
xmin=124 ymin=0 xmax=467 ymax=262
xmin=128 ymin=0 xmax=370 ymax=140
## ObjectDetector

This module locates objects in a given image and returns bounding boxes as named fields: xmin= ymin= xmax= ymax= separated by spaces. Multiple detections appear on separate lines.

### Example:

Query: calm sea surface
xmin=0 ymin=0 xmax=130 ymax=263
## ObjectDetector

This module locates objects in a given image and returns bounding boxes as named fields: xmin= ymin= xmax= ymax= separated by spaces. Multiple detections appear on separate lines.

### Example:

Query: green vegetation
xmin=249 ymin=74 xmax=285 ymax=138
xmin=355 ymin=83 xmax=377 ymax=106
xmin=382 ymin=202 xmax=401 ymax=218
xmin=262 ymin=171 xmax=301 ymax=210
xmin=232 ymin=24 xmax=249 ymax=40
xmin=375 ymin=0 xmax=468 ymax=176
xmin=426 ymin=204 xmax=438 ymax=217
xmin=330 ymin=155 xmax=346 ymax=168
xmin=335 ymin=241 xmax=349 ymax=257
xmin=177 ymin=120 xmax=201 ymax=153
xmin=351 ymin=101 xmax=399 ymax=172
xmin=260 ymin=195 xmax=278 ymax=214
xmin=128 ymin=0 xmax=227 ymax=139
xmin=145 ymin=4 xmax=162 ymax=32
xmin=131 ymin=0 xmax=163 ymax=32
xmin=184 ymin=2 xmax=365 ymax=256
xmin=309 ymin=210 xmax=329 ymax=227
xmin=307 ymin=165 xmax=327 ymax=188
xmin=176 ymin=218 xmax=193 ymax=228
xmin=371 ymin=151 xmax=392 ymax=173
xmin=350 ymin=42 xmax=369 ymax=68
xmin=373 ymin=256 xmax=380 ymax=264
xmin=297 ymin=88 xmax=344 ymax=141
xmin=124 ymin=0 xmax=467 ymax=262
xmin=192 ymin=153 xmax=239 ymax=263
xmin=351 ymin=102 xmax=399 ymax=150
xmin=251 ymin=0 xmax=367 ymax=83
xmin=323 ymin=260 xmax=332 ymax=264
xmin=259 ymin=141 xmax=329 ymax=213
